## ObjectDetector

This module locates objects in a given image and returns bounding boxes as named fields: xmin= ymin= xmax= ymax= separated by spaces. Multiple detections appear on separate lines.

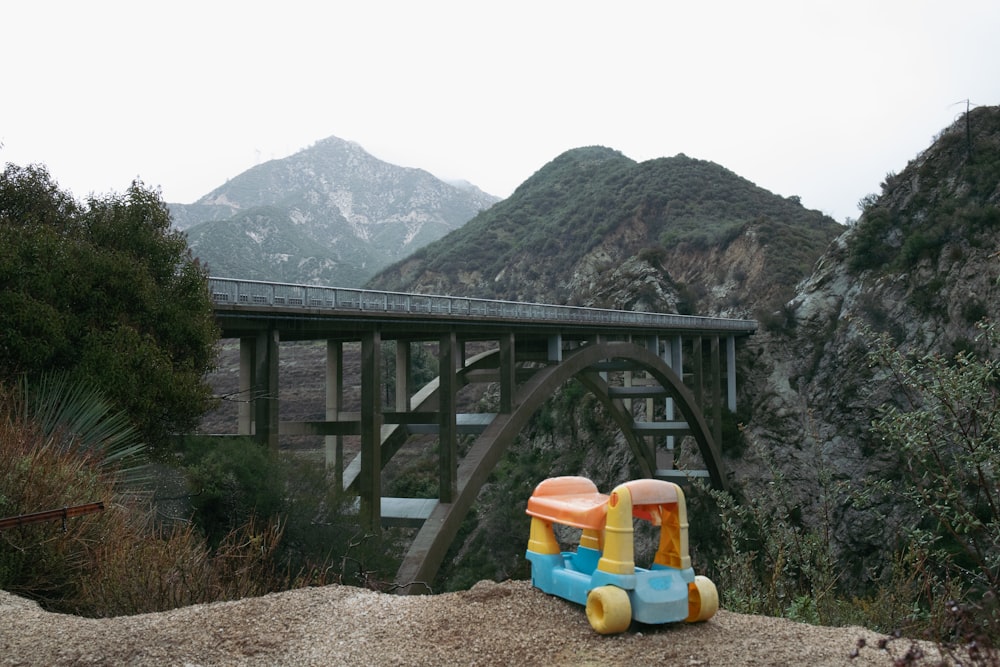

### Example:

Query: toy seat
xmin=526 ymin=476 xmax=609 ymax=530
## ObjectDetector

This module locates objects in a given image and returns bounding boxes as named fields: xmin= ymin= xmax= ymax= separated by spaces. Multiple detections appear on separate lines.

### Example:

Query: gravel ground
xmin=0 ymin=580 xmax=945 ymax=666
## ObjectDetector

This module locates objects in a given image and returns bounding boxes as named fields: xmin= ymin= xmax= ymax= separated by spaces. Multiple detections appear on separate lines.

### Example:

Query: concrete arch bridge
xmin=208 ymin=278 xmax=757 ymax=593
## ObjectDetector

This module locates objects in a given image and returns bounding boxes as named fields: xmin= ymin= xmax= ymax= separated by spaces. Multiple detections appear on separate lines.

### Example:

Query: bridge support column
xmin=396 ymin=341 xmax=411 ymax=412
xmin=439 ymin=331 xmax=458 ymax=503
xmin=326 ymin=340 xmax=344 ymax=487
xmin=252 ymin=329 xmax=280 ymax=449
xmin=692 ymin=336 xmax=704 ymax=410
xmin=360 ymin=331 xmax=383 ymax=530
xmin=660 ymin=338 xmax=674 ymax=467
xmin=670 ymin=335 xmax=683 ymax=376
xmin=238 ymin=337 xmax=254 ymax=436
xmin=499 ymin=333 xmax=515 ymax=414
xmin=726 ymin=335 xmax=737 ymax=411
xmin=644 ymin=338 xmax=654 ymax=424
xmin=710 ymin=336 xmax=722 ymax=448
xmin=548 ymin=334 xmax=562 ymax=362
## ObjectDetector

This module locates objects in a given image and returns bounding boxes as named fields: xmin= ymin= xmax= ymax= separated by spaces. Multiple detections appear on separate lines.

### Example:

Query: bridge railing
xmin=208 ymin=277 xmax=757 ymax=333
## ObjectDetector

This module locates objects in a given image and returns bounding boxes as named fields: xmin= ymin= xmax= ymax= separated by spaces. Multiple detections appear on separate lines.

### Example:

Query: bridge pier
xmin=360 ymin=331 xmax=382 ymax=530
xmin=499 ymin=332 xmax=515 ymax=413
xmin=726 ymin=335 xmax=737 ymax=410
xmin=661 ymin=335 xmax=683 ymax=463
xmin=395 ymin=341 xmax=411 ymax=412
xmin=326 ymin=340 xmax=344 ymax=490
xmin=710 ymin=336 xmax=722 ymax=448
xmin=238 ymin=337 xmax=253 ymax=436
xmin=439 ymin=332 xmax=459 ymax=504
xmin=238 ymin=330 xmax=280 ymax=448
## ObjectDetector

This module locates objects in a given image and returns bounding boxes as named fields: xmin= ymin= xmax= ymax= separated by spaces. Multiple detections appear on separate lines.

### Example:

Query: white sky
xmin=3 ymin=1 xmax=998 ymax=223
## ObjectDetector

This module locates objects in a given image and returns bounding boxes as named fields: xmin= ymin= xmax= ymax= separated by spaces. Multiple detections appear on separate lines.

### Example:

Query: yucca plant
xmin=16 ymin=372 xmax=149 ymax=485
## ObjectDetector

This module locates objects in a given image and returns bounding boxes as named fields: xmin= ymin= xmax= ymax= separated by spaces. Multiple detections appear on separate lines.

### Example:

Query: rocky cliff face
xmin=734 ymin=106 xmax=1000 ymax=585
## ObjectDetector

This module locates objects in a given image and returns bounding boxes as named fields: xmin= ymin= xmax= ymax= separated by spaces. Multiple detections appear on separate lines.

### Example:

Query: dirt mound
xmin=0 ymin=580 xmax=933 ymax=666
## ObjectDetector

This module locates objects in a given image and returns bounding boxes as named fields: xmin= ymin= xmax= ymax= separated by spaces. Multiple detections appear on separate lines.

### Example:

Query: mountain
xmin=367 ymin=146 xmax=842 ymax=319
xmin=169 ymin=137 xmax=500 ymax=287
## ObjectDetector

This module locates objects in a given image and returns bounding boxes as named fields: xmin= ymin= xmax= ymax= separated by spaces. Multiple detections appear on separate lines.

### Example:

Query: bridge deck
xmin=209 ymin=277 xmax=757 ymax=339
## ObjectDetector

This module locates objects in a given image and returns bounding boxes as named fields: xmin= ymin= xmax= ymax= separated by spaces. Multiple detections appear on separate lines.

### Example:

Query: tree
xmin=0 ymin=163 xmax=218 ymax=451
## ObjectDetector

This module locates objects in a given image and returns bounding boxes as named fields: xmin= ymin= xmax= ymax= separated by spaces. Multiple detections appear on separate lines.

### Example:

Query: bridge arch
xmin=394 ymin=339 xmax=726 ymax=593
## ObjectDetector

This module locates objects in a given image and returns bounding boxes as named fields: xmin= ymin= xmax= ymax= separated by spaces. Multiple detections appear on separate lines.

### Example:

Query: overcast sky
xmin=3 ymin=1 xmax=998 ymax=223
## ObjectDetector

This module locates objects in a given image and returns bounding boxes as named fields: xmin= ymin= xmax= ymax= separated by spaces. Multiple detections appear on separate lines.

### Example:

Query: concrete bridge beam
xmin=439 ymin=331 xmax=458 ymax=503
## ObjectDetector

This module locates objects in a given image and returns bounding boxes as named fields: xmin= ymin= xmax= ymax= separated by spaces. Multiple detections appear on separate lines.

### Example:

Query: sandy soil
xmin=0 ymin=579 xmax=945 ymax=666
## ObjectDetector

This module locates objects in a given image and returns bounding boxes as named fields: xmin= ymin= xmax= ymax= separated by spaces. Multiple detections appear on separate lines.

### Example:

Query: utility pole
xmin=966 ymin=98 xmax=973 ymax=163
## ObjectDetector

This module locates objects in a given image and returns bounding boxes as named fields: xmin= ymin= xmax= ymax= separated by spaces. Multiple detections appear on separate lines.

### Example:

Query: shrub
xmin=865 ymin=321 xmax=1000 ymax=652
xmin=963 ymin=299 xmax=989 ymax=325
xmin=0 ymin=165 xmax=218 ymax=453
xmin=0 ymin=380 xmax=334 ymax=617
xmin=178 ymin=434 xmax=404 ymax=592
xmin=697 ymin=432 xmax=850 ymax=626
xmin=180 ymin=436 xmax=285 ymax=544
xmin=72 ymin=512 xmax=289 ymax=616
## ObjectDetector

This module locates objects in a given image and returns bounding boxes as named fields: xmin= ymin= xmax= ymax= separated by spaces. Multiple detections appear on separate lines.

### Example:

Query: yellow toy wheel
xmin=586 ymin=585 xmax=632 ymax=634
xmin=686 ymin=575 xmax=719 ymax=622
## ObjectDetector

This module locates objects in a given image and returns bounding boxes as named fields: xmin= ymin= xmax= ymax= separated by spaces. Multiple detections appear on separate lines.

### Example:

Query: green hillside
xmin=368 ymin=146 xmax=840 ymax=311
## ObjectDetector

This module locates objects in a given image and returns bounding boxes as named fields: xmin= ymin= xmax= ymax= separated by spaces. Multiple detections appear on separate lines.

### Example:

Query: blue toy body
xmin=524 ymin=476 xmax=718 ymax=634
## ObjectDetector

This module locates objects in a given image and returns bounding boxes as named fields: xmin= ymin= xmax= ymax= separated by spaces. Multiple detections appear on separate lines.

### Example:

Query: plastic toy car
xmin=525 ymin=475 xmax=718 ymax=634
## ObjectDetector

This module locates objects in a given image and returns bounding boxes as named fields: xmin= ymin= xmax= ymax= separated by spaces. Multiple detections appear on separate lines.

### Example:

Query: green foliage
xmin=180 ymin=437 xmax=285 ymax=543
xmin=847 ymin=205 xmax=897 ymax=273
xmin=964 ymin=299 xmax=990 ymax=325
xmin=433 ymin=380 xmax=601 ymax=590
xmin=0 ymin=164 xmax=218 ymax=452
xmin=379 ymin=341 xmax=439 ymax=408
xmin=0 ymin=382 xmax=120 ymax=606
xmin=703 ymin=320 xmax=1000 ymax=656
xmin=697 ymin=433 xmax=851 ymax=626
xmin=746 ymin=215 xmax=837 ymax=302
xmin=1 ymin=390 xmax=402 ymax=617
xmin=718 ymin=405 xmax=749 ymax=457
xmin=17 ymin=373 xmax=147 ymax=483
xmin=178 ymin=435 xmax=403 ymax=590
xmin=846 ymin=107 xmax=1000 ymax=276
xmin=908 ymin=276 xmax=947 ymax=316
xmin=436 ymin=433 xmax=563 ymax=591
xmin=865 ymin=322 xmax=1000 ymax=648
